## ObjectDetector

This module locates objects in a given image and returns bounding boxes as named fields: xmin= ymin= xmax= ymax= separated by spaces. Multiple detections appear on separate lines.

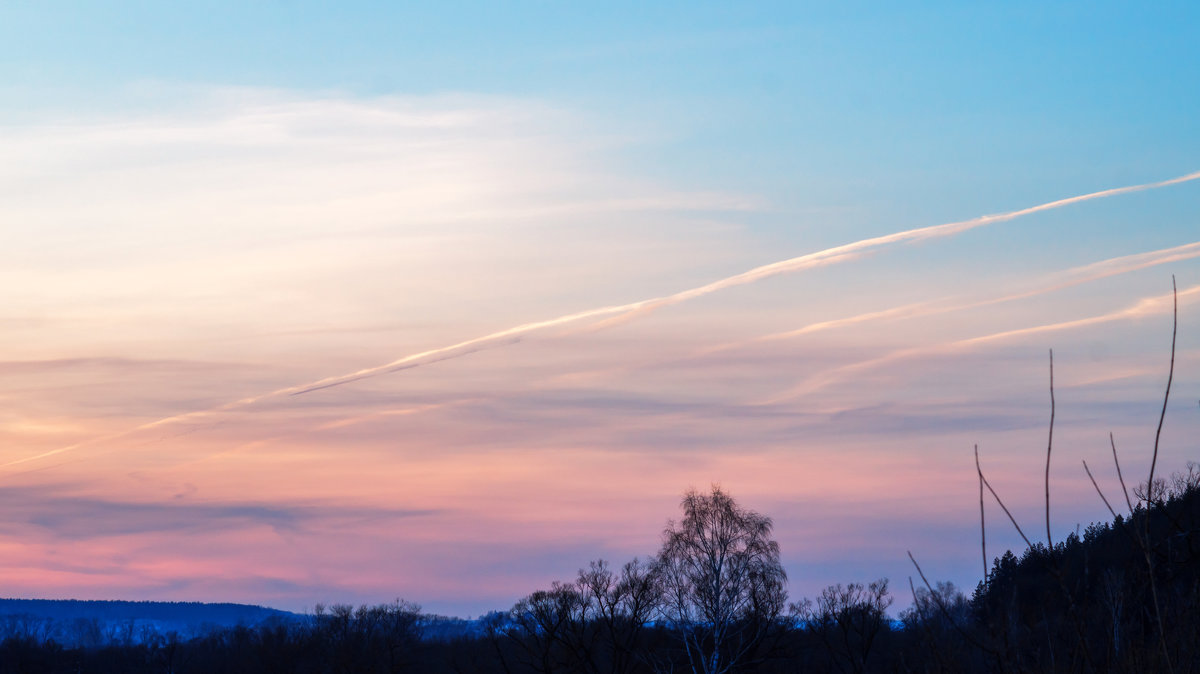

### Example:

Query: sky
xmin=0 ymin=2 xmax=1198 ymax=617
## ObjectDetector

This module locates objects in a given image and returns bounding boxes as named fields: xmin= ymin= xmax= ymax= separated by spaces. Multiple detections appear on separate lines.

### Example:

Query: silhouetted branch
xmin=1110 ymin=433 xmax=1134 ymax=514
xmin=1045 ymin=349 xmax=1055 ymax=548
xmin=1083 ymin=459 xmax=1119 ymax=521
xmin=1147 ymin=275 xmax=1176 ymax=504
xmin=975 ymin=445 xmax=987 ymax=588
xmin=977 ymin=459 xmax=1033 ymax=549
xmin=906 ymin=552 xmax=1001 ymax=663
xmin=1143 ymin=276 xmax=1178 ymax=674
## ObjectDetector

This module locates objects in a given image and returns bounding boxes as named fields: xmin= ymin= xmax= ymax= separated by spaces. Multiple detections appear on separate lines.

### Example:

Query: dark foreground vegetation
xmin=0 ymin=468 xmax=1195 ymax=674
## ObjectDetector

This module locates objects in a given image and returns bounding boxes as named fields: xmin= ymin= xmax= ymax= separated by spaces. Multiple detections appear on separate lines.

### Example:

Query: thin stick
xmin=1083 ymin=460 xmax=1118 ymax=520
xmin=906 ymin=576 xmax=926 ymax=622
xmin=1083 ymin=459 xmax=1149 ymax=555
xmin=1143 ymin=276 xmax=1177 ymax=674
xmin=975 ymin=445 xmax=988 ymax=587
xmin=907 ymin=551 xmax=1001 ymax=660
xmin=1111 ymin=433 xmax=1134 ymax=514
xmin=1045 ymin=349 xmax=1055 ymax=548
xmin=978 ymin=465 xmax=1033 ymax=548
xmin=1147 ymin=275 xmax=1176 ymax=503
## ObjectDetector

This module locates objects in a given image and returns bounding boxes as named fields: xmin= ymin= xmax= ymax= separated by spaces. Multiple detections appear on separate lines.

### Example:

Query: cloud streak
xmin=281 ymin=169 xmax=1200 ymax=394
xmin=0 ymin=484 xmax=437 ymax=540
xmin=764 ymin=283 xmax=1200 ymax=403
xmin=749 ymin=238 xmax=1200 ymax=345
xmin=6 ymin=169 xmax=1198 ymax=471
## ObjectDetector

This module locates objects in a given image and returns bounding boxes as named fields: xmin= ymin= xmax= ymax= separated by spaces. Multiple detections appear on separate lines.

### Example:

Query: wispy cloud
xmin=764 ymin=282 xmax=1200 ymax=403
xmin=958 ymin=283 xmax=1197 ymax=347
xmin=736 ymin=239 xmax=1200 ymax=346
xmin=277 ymin=170 xmax=1200 ymax=396
xmin=0 ymin=484 xmax=437 ymax=540
xmin=7 ymin=170 xmax=1197 ymax=471
xmin=422 ymin=236 xmax=1200 ymax=403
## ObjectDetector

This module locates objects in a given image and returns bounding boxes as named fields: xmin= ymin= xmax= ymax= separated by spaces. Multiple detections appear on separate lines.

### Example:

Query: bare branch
xmin=1045 ymin=349 xmax=1055 ymax=548
xmin=975 ymin=445 xmax=987 ymax=587
xmin=906 ymin=552 xmax=1000 ymax=660
xmin=1111 ymin=433 xmax=1134 ymax=514
xmin=1147 ymin=275 xmax=1176 ymax=503
xmin=1143 ymin=276 xmax=1177 ymax=674
xmin=1082 ymin=459 xmax=1118 ymax=520
xmin=978 ymin=460 xmax=1033 ymax=548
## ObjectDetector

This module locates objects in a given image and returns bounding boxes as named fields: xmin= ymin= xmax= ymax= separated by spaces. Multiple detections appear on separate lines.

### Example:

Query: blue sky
xmin=0 ymin=2 xmax=1197 ymax=616
xmin=7 ymin=3 xmax=1198 ymax=180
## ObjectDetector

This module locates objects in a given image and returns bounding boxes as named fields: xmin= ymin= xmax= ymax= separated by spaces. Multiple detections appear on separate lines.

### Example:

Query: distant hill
xmin=0 ymin=598 xmax=301 ymax=647
xmin=0 ymin=598 xmax=296 ymax=624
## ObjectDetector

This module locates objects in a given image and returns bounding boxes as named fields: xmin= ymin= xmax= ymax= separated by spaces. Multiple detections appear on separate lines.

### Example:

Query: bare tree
xmin=656 ymin=485 xmax=787 ymax=674
xmin=800 ymin=579 xmax=893 ymax=674
xmin=506 ymin=581 xmax=592 ymax=674
xmin=576 ymin=557 xmax=661 ymax=674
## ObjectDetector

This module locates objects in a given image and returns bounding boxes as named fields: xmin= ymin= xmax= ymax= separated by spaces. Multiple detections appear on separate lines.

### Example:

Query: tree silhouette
xmin=656 ymin=485 xmax=787 ymax=674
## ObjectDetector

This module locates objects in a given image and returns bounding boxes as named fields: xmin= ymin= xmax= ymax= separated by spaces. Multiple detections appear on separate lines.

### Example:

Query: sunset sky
xmin=1 ymin=2 xmax=1199 ymax=617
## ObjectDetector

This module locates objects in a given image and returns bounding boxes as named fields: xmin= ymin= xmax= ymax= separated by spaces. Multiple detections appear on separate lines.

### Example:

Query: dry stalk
xmin=977 ymin=467 xmax=1032 ymax=549
xmin=1045 ymin=349 xmax=1055 ymax=548
xmin=976 ymin=445 xmax=988 ymax=588
xmin=1110 ymin=433 xmax=1134 ymax=514
xmin=1142 ymin=276 xmax=1177 ymax=674
xmin=906 ymin=552 xmax=1004 ymax=666
xmin=1147 ymin=275 xmax=1177 ymax=503
xmin=1082 ymin=460 xmax=1118 ymax=521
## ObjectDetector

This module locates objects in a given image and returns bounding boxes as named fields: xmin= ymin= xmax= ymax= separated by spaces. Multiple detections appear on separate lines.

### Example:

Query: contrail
xmin=4 ymin=169 xmax=1198 ymax=470
xmin=155 ymin=241 xmax=1200 ymax=450
xmin=556 ymin=238 xmax=1200 ymax=385
xmin=763 ymin=283 xmax=1200 ymax=404
xmin=284 ymin=242 xmax=1200 ymax=433
xmin=284 ymin=169 xmax=1200 ymax=396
